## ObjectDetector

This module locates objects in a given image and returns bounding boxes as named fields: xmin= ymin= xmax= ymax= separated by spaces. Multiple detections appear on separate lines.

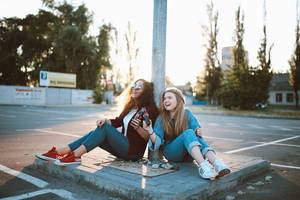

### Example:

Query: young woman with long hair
xmin=36 ymin=79 xmax=159 ymax=166
xmin=143 ymin=87 xmax=230 ymax=180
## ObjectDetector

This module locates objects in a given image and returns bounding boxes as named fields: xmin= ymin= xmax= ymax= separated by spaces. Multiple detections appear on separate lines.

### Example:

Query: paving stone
xmin=30 ymin=148 xmax=270 ymax=200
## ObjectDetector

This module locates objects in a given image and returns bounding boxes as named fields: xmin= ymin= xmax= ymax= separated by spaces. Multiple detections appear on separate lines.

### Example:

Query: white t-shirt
xmin=123 ymin=109 xmax=137 ymax=136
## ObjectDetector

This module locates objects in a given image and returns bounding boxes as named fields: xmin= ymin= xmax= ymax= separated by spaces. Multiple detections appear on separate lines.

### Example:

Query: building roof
xmin=269 ymin=73 xmax=293 ymax=91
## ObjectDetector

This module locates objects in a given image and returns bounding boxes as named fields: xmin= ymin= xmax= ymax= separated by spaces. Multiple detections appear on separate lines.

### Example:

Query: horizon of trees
xmin=0 ymin=0 xmax=299 ymax=109
xmin=195 ymin=2 xmax=299 ymax=109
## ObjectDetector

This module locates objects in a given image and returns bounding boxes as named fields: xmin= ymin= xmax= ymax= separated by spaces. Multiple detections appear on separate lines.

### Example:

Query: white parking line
xmin=0 ymin=164 xmax=48 ymax=188
xmin=205 ymin=136 xmax=243 ymax=142
xmin=225 ymin=123 xmax=241 ymax=128
xmin=38 ymin=130 xmax=81 ymax=138
xmin=0 ymin=189 xmax=75 ymax=200
xmin=81 ymin=122 xmax=95 ymax=126
xmin=271 ymin=163 xmax=300 ymax=170
xmin=207 ymin=122 xmax=219 ymax=126
xmin=0 ymin=114 xmax=16 ymax=118
xmin=16 ymin=129 xmax=80 ymax=138
xmin=270 ymin=143 xmax=300 ymax=148
xmin=246 ymin=124 xmax=265 ymax=129
xmin=225 ymin=135 xmax=300 ymax=154
xmin=269 ymin=125 xmax=292 ymax=131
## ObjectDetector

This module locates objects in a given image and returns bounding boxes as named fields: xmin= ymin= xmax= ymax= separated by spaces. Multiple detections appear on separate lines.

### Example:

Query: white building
xmin=221 ymin=46 xmax=248 ymax=71
xmin=221 ymin=46 xmax=234 ymax=71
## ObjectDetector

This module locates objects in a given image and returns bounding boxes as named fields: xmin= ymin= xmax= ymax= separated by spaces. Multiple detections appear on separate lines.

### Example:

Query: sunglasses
xmin=131 ymin=83 xmax=142 ymax=90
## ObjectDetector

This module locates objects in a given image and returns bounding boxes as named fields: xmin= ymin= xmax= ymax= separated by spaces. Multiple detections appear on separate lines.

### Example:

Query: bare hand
xmin=96 ymin=119 xmax=106 ymax=127
xmin=195 ymin=127 xmax=202 ymax=137
xmin=142 ymin=120 xmax=153 ymax=135
xmin=130 ymin=119 xmax=141 ymax=130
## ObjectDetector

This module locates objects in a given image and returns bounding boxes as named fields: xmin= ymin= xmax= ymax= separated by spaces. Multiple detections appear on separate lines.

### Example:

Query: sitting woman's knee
xmin=182 ymin=129 xmax=195 ymax=137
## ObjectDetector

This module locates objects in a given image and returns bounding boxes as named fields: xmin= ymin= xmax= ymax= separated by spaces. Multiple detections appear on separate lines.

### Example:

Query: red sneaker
xmin=54 ymin=151 xmax=81 ymax=166
xmin=35 ymin=147 xmax=64 ymax=161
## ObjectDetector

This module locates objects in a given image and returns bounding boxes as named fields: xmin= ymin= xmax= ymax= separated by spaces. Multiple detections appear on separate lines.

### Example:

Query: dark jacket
xmin=110 ymin=107 xmax=158 ymax=156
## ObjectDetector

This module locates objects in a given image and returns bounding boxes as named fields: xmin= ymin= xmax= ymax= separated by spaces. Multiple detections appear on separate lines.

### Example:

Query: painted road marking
xmin=37 ymin=129 xmax=81 ymax=138
xmin=270 ymin=143 xmax=300 ymax=148
xmin=246 ymin=124 xmax=265 ymax=129
xmin=81 ymin=122 xmax=95 ymax=126
xmin=0 ymin=164 xmax=48 ymax=188
xmin=205 ymin=136 xmax=243 ymax=142
xmin=269 ymin=125 xmax=293 ymax=131
xmin=207 ymin=122 xmax=219 ymax=126
xmin=199 ymin=122 xmax=297 ymax=131
xmin=16 ymin=129 xmax=80 ymax=138
xmin=0 ymin=164 xmax=75 ymax=200
xmin=271 ymin=163 xmax=300 ymax=170
xmin=225 ymin=135 xmax=300 ymax=154
xmin=225 ymin=123 xmax=241 ymax=128
xmin=0 ymin=114 xmax=16 ymax=118
xmin=0 ymin=189 xmax=75 ymax=200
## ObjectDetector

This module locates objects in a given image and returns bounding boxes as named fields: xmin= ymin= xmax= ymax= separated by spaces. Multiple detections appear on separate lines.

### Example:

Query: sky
xmin=1 ymin=0 xmax=299 ymax=85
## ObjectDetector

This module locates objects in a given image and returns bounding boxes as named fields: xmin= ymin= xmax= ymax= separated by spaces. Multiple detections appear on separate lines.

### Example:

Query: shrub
xmin=93 ymin=86 xmax=104 ymax=104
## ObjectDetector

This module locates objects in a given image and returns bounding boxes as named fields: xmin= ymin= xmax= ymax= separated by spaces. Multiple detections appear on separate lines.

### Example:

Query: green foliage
xmin=0 ymin=0 xmax=112 ymax=90
xmin=0 ymin=17 xmax=27 ymax=85
xmin=220 ymin=7 xmax=253 ymax=110
xmin=194 ymin=74 xmax=205 ymax=101
xmin=195 ymin=2 xmax=222 ymax=103
xmin=220 ymin=7 xmax=274 ymax=110
xmin=255 ymin=26 xmax=273 ymax=105
xmin=289 ymin=20 xmax=300 ymax=108
xmin=97 ymin=24 xmax=113 ymax=89
xmin=93 ymin=86 xmax=104 ymax=104
xmin=203 ymin=2 xmax=223 ymax=105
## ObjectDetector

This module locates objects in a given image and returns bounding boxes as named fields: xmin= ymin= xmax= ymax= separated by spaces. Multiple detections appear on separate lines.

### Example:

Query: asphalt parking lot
xmin=0 ymin=105 xmax=299 ymax=199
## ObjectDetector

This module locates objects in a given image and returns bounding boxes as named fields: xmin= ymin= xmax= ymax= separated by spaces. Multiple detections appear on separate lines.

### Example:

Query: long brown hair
xmin=161 ymin=88 xmax=188 ymax=141
xmin=119 ymin=79 xmax=158 ymax=118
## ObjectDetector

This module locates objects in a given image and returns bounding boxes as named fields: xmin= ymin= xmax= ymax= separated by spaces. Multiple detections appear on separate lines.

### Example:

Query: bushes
xmin=93 ymin=86 xmax=104 ymax=104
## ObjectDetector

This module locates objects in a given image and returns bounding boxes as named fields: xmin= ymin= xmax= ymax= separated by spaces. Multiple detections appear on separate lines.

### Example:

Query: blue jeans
xmin=68 ymin=123 xmax=140 ymax=161
xmin=162 ymin=129 xmax=214 ymax=162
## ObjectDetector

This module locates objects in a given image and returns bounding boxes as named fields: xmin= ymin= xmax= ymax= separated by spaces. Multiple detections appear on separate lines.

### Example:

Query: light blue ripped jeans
xmin=162 ymin=129 xmax=214 ymax=162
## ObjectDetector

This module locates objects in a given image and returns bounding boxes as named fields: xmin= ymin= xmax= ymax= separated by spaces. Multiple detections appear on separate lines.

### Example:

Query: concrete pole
xmin=149 ymin=0 xmax=167 ymax=161
xmin=152 ymin=0 xmax=167 ymax=106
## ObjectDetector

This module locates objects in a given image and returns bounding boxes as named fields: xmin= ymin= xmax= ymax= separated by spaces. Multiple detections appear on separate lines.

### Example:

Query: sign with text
xmin=15 ymin=88 xmax=44 ymax=100
xmin=40 ymin=71 xmax=76 ymax=88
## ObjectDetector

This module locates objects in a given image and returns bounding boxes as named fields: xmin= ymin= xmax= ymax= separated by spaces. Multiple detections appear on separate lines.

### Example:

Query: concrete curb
xmin=30 ymin=151 xmax=270 ymax=200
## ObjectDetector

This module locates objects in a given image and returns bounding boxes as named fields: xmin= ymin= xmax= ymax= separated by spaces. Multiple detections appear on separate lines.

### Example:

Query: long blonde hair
xmin=160 ymin=88 xmax=188 ymax=141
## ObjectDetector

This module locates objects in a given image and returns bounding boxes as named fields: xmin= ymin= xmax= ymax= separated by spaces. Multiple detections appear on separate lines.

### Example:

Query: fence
xmin=0 ymin=85 xmax=93 ymax=105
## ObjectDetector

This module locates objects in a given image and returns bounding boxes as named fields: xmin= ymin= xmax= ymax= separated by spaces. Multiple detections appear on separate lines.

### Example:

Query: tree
xmin=41 ymin=1 xmax=101 ymax=89
xmin=194 ymin=72 xmax=206 ymax=101
xmin=203 ymin=2 xmax=222 ymax=105
xmin=97 ymin=23 xmax=113 ymax=91
xmin=220 ymin=7 xmax=252 ymax=109
xmin=289 ymin=20 xmax=300 ymax=108
xmin=255 ymin=25 xmax=273 ymax=104
xmin=0 ymin=0 xmax=114 ymax=90
xmin=0 ymin=17 xmax=27 ymax=85
xmin=125 ymin=22 xmax=139 ymax=85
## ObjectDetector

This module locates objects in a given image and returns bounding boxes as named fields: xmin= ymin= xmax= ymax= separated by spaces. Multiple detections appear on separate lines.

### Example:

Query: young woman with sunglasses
xmin=36 ymin=79 xmax=159 ymax=166
xmin=143 ymin=87 xmax=230 ymax=180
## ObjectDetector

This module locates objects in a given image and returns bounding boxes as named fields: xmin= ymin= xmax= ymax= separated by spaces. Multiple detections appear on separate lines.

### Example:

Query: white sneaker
xmin=214 ymin=159 xmax=230 ymax=178
xmin=198 ymin=160 xmax=215 ymax=180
